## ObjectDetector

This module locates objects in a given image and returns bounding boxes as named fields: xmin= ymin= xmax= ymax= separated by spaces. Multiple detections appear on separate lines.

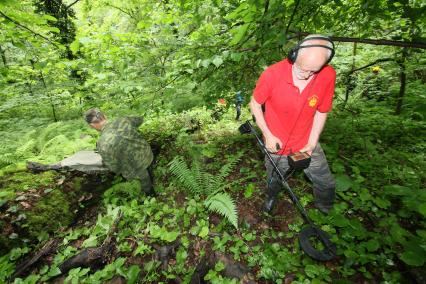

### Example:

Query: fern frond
xmin=218 ymin=151 xmax=243 ymax=180
xmin=204 ymin=174 xmax=223 ymax=195
xmin=169 ymin=156 xmax=200 ymax=195
xmin=0 ymin=153 xmax=19 ymax=167
xmin=204 ymin=192 xmax=238 ymax=229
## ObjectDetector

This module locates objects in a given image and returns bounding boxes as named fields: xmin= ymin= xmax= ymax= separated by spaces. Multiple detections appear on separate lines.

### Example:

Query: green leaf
xmin=373 ymin=197 xmax=391 ymax=209
xmin=417 ymin=203 xmax=426 ymax=217
xmin=244 ymin=183 xmax=255 ymax=198
xmin=305 ymin=264 xmax=320 ymax=278
xmin=126 ymin=265 xmax=140 ymax=284
xmin=43 ymin=15 xmax=57 ymax=22
xmin=335 ymin=174 xmax=352 ymax=192
xmin=365 ymin=239 xmax=380 ymax=252
xmin=212 ymin=56 xmax=223 ymax=68
xmin=331 ymin=213 xmax=349 ymax=227
xmin=400 ymin=250 xmax=425 ymax=266
xmin=230 ymin=52 xmax=243 ymax=62
xmin=383 ymin=185 xmax=410 ymax=196
xmin=230 ymin=23 xmax=249 ymax=45
xmin=69 ymin=40 xmax=80 ymax=54
xmin=214 ymin=261 xmax=225 ymax=272
xmin=198 ymin=226 xmax=209 ymax=238
xmin=48 ymin=27 xmax=60 ymax=33
xmin=47 ymin=266 xmax=62 ymax=278
xmin=201 ymin=59 xmax=210 ymax=68
xmin=82 ymin=235 xmax=98 ymax=248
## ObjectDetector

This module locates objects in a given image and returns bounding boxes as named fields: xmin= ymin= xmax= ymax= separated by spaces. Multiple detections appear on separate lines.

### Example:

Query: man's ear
xmin=89 ymin=122 xmax=97 ymax=129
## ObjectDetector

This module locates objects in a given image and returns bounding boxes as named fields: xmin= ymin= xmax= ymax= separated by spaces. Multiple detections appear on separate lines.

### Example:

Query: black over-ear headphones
xmin=288 ymin=36 xmax=335 ymax=65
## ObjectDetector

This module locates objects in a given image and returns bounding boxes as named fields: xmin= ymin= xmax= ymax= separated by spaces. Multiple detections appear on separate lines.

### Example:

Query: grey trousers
xmin=265 ymin=144 xmax=335 ymax=212
xmin=59 ymin=150 xmax=109 ymax=173
xmin=58 ymin=150 xmax=152 ymax=193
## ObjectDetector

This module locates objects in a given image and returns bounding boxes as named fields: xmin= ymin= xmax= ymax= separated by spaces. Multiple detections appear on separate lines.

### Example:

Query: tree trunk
xmin=343 ymin=42 xmax=357 ymax=107
xmin=39 ymin=70 xmax=58 ymax=122
xmin=395 ymin=48 xmax=408 ymax=115
xmin=0 ymin=44 xmax=6 ymax=67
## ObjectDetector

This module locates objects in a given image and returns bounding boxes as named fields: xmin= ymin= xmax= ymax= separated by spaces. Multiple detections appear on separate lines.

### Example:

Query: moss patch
xmin=0 ymin=171 xmax=113 ymax=254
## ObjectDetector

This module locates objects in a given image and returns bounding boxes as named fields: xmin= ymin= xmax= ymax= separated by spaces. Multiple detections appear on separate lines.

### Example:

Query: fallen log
xmin=12 ymin=238 xmax=60 ymax=280
xmin=189 ymin=252 xmax=256 ymax=284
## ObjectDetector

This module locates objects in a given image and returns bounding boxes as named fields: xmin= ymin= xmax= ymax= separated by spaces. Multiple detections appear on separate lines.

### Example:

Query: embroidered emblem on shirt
xmin=308 ymin=95 xmax=318 ymax=107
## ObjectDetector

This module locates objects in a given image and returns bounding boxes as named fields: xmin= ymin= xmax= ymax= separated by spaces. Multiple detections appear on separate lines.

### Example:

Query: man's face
xmin=293 ymin=62 xmax=320 ymax=80
xmin=89 ymin=121 xmax=103 ymax=131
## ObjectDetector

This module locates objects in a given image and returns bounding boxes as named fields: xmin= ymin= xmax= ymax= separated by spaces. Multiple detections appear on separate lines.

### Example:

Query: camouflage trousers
xmin=265 ymin=144 xmax=335 ymax=212
xmin=58 ymin=150 xmax=152 ymax=193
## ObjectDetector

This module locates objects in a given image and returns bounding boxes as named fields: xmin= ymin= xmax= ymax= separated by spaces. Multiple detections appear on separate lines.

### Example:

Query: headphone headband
xmin=288 ymin=35 xmax=335 ymax=65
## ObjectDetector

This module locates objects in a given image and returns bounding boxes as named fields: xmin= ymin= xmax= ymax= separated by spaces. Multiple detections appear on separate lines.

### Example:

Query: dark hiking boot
xmin=143 ymin=186 xmax=156 ymax=197
xmin=315 ymin=202 xmax=331 ymax=214
xmin=262 ymin=177 xmax=281 ymax=214
xmin=27 ymin=162 xmax=50 ymax=173
xmin=263 ymin=194 xmax=277 ymax=214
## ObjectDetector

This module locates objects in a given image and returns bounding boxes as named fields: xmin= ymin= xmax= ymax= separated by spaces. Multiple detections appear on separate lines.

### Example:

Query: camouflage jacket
xmin=96 ymin=116 xmax=153 ymax=180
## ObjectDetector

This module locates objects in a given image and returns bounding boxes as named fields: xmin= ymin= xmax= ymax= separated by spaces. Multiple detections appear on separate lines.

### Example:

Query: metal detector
xmin=239 ymin=120 xmax=336 ymax=261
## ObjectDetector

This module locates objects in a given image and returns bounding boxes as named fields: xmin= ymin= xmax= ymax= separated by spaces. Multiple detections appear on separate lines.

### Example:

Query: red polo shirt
xmin=253 ymin=59 xmax=336 ymax=155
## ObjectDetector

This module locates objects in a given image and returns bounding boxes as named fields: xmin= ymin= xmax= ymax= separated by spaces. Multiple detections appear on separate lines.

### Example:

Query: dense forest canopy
xmin=0 ymin=0 xmax=425 ymax=283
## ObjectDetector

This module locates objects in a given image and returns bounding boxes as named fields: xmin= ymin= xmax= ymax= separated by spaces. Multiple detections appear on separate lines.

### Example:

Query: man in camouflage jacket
xmin=27 ymin=108 xmax=155 ymax=195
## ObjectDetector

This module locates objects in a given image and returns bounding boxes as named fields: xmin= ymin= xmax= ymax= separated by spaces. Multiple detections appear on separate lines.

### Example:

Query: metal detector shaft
xmin=245 ymin=121 xmax=313 ymax=225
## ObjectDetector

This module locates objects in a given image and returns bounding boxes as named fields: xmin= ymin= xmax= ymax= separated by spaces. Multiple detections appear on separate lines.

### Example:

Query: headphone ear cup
xmin=326 ymin=48 xmax=335 ymax=64
xmin=288 ymin=47 xmax=298 ymax=64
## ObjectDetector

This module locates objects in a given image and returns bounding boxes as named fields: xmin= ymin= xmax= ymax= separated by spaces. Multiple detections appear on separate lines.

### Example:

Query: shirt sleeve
xmin=317 ymin=68 xmax=336 ymax=113
xmin=253 ymin=69 xmax=272 ymax=104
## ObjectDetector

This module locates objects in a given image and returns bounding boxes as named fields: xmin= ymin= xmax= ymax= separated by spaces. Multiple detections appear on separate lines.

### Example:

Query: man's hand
xmin=300 ymin=143 xmax=316 ymax=155
xmin=265 ymin=134 xmax=283 ymax=153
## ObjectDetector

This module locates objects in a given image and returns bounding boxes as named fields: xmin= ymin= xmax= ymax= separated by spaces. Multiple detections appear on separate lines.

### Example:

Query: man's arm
xmin=300 ymin=110 xmax=328 ymax=155
xmin=249 ymin=97 xmax=283 ymax=152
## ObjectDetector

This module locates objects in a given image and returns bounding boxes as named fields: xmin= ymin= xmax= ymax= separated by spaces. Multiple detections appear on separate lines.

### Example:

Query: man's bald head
xmin=291 ymin=35 xmax=334 ymax=80
xmin=296 ymin=36 xmax=333 ymax=72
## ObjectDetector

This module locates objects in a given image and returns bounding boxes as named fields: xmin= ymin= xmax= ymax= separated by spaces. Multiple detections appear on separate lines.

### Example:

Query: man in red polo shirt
xmin=250 ymin=34 xmax=336 ymax=214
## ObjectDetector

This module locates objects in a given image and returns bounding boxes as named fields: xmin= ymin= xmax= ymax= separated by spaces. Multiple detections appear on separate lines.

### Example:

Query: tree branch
xmin=67 ymin=0 xmax=82 ymax=9
xmin=349 ymin=58 xmax=395 ymax=74
xmin=289 ymin=32 xmax=426 ymax=49
xmin=285 ymin=0 xmax=301 ymax=35
xmin=106 ymin=4 xmax=135 ymax=19
xmin=0 ymin=10 xmax=57 ymax=46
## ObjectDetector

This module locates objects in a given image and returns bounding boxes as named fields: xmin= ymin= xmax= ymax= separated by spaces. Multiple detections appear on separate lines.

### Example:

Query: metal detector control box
xmin=288 ymin=152 xmax=311 ymax=170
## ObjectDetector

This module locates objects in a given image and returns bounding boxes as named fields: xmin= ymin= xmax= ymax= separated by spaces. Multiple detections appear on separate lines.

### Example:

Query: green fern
xmin=168 ymin=156 xmax=200 ymax=195
xmin=169 ymin=154 xmax=241 ymax=228
xmin=204 ymin=192 xmax=238 ymax=229
xmin=0 ymin=153 xmax=19 ymax=167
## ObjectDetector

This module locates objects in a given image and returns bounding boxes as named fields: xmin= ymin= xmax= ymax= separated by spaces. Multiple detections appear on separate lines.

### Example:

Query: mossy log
xmin=0 ymin=171 xmax=114 ymax=254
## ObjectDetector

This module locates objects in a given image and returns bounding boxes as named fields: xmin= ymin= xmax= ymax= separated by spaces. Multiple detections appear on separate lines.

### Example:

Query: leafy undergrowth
xmin=0 ymin=104 xmax=425 ymax=283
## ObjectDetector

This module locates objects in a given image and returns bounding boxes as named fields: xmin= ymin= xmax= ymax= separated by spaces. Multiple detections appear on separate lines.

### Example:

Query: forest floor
xmin=0 ymin=104 xmax=425 ymax=283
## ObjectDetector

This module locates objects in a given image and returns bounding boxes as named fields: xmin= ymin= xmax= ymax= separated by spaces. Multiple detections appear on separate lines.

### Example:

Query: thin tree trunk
xmin=343 ymin=42 xmax=357 ymax=107
xmin=0 ymin=44 xmax=6 ymax=67
xmin=395 ymin=48 xmax=408 ymax=115
xmin=39 ymin=70 xmax=58 ymax=122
